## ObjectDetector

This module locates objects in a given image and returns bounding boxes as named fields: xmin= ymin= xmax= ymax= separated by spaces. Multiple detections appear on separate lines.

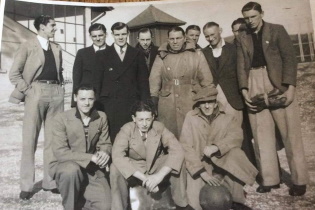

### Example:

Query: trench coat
xmin=180 ymin=108 xmax=258 ymax=209
xmin=149 ymin=42 xmax=214 ymax=138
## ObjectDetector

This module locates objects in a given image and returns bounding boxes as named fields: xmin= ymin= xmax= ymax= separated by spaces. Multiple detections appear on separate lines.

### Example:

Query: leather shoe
xmin=289 ymin=185 xmax=306 ymax=196
xmin=231 ymin=202 xmax=252 ymax=210
xmin=19 ymin=191 xmax=33 ymax=200
xmin=43 ymin=188 xmax=60 ymax=194
xmin=256 ymin=184 xmax=280 ymax=193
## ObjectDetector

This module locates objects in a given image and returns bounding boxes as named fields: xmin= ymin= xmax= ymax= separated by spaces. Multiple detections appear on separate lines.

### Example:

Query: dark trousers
xmin=55 ymin=162 xmax=111 ymax=210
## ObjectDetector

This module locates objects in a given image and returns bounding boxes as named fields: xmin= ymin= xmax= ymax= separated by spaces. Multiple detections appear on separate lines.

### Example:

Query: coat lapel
xmin=242 ymin=33 xmax=254 ymax=63
xmin=203 ymin=47 xmax=218 ymax=78
xmin=50 ymin=43 xmax=61 ymax=73
xmin=262 ymin=22 xmax=271 ymax=56
xmin=131 ymin=127 xmax=147 ymax=158
xmin=33 ymin=39 xmax=45 ymax=69
xmin=145 ymin=129 xmax=161 ymax=171
xmin=218 ymin=45 xmax=229 ymax=76
xmin=87 ymin=119 xmax=100 ymax=153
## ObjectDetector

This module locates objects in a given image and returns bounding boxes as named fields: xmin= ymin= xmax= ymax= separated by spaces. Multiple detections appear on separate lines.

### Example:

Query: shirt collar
xmin=37 ymin=35 xmax=49 ymax=51
xmin=209 ymin=38 xmax=225 ymax=50
xmin=114 ymin=43 xmax=127 ymax=53
xmin=75 ymin=107 xmax=100 ymax=123
xmin=93 ymin=44 xmax=106 ymax=52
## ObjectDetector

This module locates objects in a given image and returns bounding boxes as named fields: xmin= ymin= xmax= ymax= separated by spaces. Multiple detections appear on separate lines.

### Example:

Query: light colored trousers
xmin=247 ymin=67 xmax=309 ymax=186
xmin=21 ymin=82 xmax=64 ymax=191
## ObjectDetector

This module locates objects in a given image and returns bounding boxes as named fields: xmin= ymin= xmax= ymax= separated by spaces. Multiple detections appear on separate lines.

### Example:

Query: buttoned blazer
xmin=236 ymin=22 xmax=297 ymax=92
xmin=112 ymin=121 xmax=184 ymax=179
xmin=148 ymin=45 xmax=159 ymax=72
xmin=203 ymin=42 xmax=244 ymax=110
xmin=49 ymin=108 xmax=112 ymax=177
xmin=9 ymin=38 xmax=63 ymax=104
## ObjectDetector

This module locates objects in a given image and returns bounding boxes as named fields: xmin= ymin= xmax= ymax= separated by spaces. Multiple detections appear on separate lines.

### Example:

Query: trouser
xmin=55 ymin=161 xmax=111 ymax=210
xmin=110 ymin=163 xmax=188 ymax=210
xmin=247 ymin=67 xmax=309 ymax=186
xmin=21 ymin=82 xmax=64 ymax=191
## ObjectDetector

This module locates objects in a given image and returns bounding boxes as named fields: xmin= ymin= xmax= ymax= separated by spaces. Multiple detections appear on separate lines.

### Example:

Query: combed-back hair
xmin=74 ymin=84 xmax=96 ymax=95
xmin=202 ymin=22 xmax=220 ymax=31
xmin=185 ymin=25 xmax=201 ymax=33
xmin=34 ymin=15 xmax=54 ymax=31
xmin=167 ymin=26 xmax=185 ymax=37
xmin=241 ymin=1 xmax=263 ymax=13
xmin=111 ymin=22 xmax=129 ymax=33
xmin=137 ymin=28 xmax=153 ymax=38
xmin=130 ymin=100 xmax=156 ymax=117
xmin=89 ymin=23 xmax=107 ymax=34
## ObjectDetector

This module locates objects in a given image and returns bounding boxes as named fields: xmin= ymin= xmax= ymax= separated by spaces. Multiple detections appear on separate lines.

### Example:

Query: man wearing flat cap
xmin=180 ymin=86 xmax=258 ymax=210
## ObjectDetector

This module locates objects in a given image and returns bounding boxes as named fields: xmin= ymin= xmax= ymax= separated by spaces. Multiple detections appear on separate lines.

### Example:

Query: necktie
xmin=120 ymin=46 xmax=124 ymax=54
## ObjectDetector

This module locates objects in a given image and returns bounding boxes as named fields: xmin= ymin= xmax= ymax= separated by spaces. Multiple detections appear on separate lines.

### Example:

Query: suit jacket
xmin=203 ymin=42 xmax=244 ymax=110
xmin=236 ymin=22 xmax=297 ymax=92
xmin=49 ymin=108 xmax=112 ymax=178
xmin=71 ymin=45 xmax=108 ymax=107
xmin=135 ymin=43 xmax=159 ymax=72
xmin=9 ymin=38 xmax=63 ymax=104
xmin=112 ymin=121 xmax=184 ymax=179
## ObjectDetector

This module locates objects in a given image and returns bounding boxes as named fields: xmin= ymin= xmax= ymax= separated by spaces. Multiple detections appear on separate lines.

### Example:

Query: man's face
xmin=242 ymin=9 xmax=264 ymax=30
xmin=90 ymin=29 xmax=106 ymax=47
xmin=41 ymin=19 xmax=57 ymax=39
xmin=112 ymin=27 xmax=128 ymax=47
xmin=74 ymin=90 xmax=95 ymax=115
xmin=137 ymin=32 xmax=152 ymax=50
xmin=132 ymin=111 xmax=154 ymax=133
xmin=199 ymin=101 xmax=217 ymax=116
xmin=168 ymin=31 xmax=186 ymax=51
xmin=232 ymin=23 xmax=242 ymax=37
xmin=186 ymin=29 xmax=200 ymax=45
xmin=203 ymin=26 xmax=222 ymax=48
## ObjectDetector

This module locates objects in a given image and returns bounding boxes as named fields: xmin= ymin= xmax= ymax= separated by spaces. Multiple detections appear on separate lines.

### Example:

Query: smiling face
xmin=132 ymin=111 xmax=154 ymax=133
xmin=168 ymin=31 xmax=186 ymax=51
xmin=74 ymin=90 xmax=95 ymax=116
xmin=186 ymin=29 xmax=201 ymax=45
xmin=199 ymin=100 xmax=217 ymax=116
xmin=90 ymin=29 xmax=106 ymax=47
xmin=203 ymin=26 xmax=222 ymax=48
xmin=242 ymin=9 xmax=264 ymax=31
xmin=40 ymin=19 xmax=57 ymax=39
xmin=112 ymin=27 xmax=129 ymax=47
xmin=137 ymin=31 xmax=152 ymax=50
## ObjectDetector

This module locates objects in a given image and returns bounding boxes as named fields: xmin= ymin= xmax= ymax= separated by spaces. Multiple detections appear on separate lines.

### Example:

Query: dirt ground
xmin=0 ymin=62 xmax=314 ymax=210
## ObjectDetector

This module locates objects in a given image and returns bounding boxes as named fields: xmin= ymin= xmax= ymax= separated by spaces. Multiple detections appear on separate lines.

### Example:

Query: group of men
xmin=9 ymin=1 xmax=309 ymax=210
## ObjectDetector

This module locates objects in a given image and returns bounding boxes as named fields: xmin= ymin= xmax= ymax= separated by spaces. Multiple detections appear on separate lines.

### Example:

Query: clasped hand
xmin=142 ymin=174 xmax=163 ymax=193
xmin=91 ymin=151 xmax=110 ymax=168
xmin=203 ymin=145 xmax=219 ymax=158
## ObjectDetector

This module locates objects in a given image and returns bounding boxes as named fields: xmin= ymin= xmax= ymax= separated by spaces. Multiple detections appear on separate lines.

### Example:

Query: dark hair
xmin=89 ymin=23 xmax=106 ymax=34
xmin=202 ymin=22 xmax=220 ymax=31
xmin=241 ymin=2 xmax=263 ymax=13
xmin=130 ymin=100 xmax=156 ymax=116
xmin=167 ymin=26 xmax=185 ymax=37
xmin=111 ymin=22 xmax=129 ymax=33
xmin=137 ymin=28 xmax=153 ymax=38
xmin=74 ymin=84 xmax=96 ymax=95
xmin=34 ymin=15 xmax=54 ymax=31
xmin=231 ymin=18 xmax=246 ymax=28
xmin=185 ymin=25 xmax=201 ymax=34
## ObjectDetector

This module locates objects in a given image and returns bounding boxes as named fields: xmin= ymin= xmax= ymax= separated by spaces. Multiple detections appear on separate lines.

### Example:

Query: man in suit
xmin=110 ymin=100 xmax=190 ymax=210
xmin=9 ymin=15 xmax=64 ymax=200
xmin=185 ymin=25 xmax=202 ymax=49
xmin=237 ymin=1 xmax=309 ymax=195
xmin=71 ymin=23 xmax=108 ymax=109
xmin=50 ymin=84 xmax=112 ymax=210
xmin=135 ymin=27 xmax=158 ymax=73
xmin=97 ymin=22 xmax=150 ymax=142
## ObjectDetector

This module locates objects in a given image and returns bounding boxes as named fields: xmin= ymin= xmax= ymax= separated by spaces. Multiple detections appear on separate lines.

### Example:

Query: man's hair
xmin=241 ymin=1 xmax=263 ymax=13
xmin=185 ymin=25 xmax=201 ymax=34
xmin=231 ymin=18 xmax=246 ymax=28
xmin=111 ymin=22 xmax=129 ymax=33
xmin=137 ymin=28 xmax=153 ymax=38
xmin=89 ymin=23 xmax=106 ymax=34
xmin=130 ymin=100 xmax=156 ymax=116
xmin=167 ymin=26 xmax=185 ymax=37
xmin=34 ymin=15 xmax=54 ymax=31
xmin=202 ymin=22 xmax=220 ymax=31
xmin=74 ymin=84 xmax=96 ymax=95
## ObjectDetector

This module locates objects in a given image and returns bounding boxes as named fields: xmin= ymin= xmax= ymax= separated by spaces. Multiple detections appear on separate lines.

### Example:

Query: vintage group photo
xmin=0 ymin=0 xmax=314 ymax=209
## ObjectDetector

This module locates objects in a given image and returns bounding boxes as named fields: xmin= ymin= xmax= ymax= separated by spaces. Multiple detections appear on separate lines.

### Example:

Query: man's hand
xmin=282 ymin=85 xmax=295 ymax=106
xmin=143 ymin=173 xmax=164 ymax=192
xmin=91 ymin=151 xmax=110 ymax=168
xmin=200 ymin=172 xmax=221 ymax=186
xmin=241 ymin=89 xmax=257 ymax=111
xmin=203 ymin=145 xmax=219 ymax=158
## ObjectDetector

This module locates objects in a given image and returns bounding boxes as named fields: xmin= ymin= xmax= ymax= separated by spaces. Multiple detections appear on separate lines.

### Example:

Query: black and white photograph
xmin=0 ymin=0 xmax=314 ymax=209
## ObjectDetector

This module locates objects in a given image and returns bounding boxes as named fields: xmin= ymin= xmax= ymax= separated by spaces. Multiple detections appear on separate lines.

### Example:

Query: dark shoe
xmin=43 ymin=188 xmax=60 ymax=194
xmin=175 ymin=204 xmax=194 ymax=210
xmin=231 ymin=202 xmax=252 ymax=210
xmin=256 ymin=184 xmax=280 ymax=193
xmin=19 ymin=191 xmax=32 ymax=200
xmin=289 ymin=185 xmax=306 ymax=196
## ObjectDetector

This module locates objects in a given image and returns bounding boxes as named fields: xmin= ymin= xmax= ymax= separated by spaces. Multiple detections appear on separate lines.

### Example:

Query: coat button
xmin=176 ymin=107 xmax=180 ymax=111
xmin=167 ymin=67 xmax=171 ymax=71
xmin=175 ymin=94 xmax=179 ymax=97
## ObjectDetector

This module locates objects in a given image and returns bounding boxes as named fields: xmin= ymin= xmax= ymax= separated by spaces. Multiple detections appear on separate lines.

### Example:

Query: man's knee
xmin=55 ymin=162 xmax=82 ymax=181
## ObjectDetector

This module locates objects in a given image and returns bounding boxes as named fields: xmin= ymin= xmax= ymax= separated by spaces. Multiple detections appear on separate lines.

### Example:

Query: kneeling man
xmin=49 ymin=85 xmax=112 ymax=210
xmin=110 ymin=100 xmax=189 ymax=210
xmin=180 ymin=86 xmax=258 ymax=210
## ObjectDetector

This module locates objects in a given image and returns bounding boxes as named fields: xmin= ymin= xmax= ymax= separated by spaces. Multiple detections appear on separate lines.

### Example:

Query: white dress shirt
xmin=37 ymin=35 xmax=49 ymax=51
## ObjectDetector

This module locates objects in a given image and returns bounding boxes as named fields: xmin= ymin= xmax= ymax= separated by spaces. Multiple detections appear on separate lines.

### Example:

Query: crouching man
xmin=110 ymin=100 xmax=190 ymax=210
xmin=49 ymin=84 xmax=112 ymax=210
xmin=180 ymin=86 xmax=258 ymax=210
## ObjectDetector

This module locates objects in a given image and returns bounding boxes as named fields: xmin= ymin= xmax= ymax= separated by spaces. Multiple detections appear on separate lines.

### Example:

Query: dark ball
xmin=199 ymin=185 xmax=233 ymax=210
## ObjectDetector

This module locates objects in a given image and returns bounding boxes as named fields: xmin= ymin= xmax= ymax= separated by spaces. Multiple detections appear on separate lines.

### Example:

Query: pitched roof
xmin=127 ymin=5 xmax=186 ymax=29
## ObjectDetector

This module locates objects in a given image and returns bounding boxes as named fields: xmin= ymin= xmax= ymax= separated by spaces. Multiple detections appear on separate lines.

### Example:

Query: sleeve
xmin=9 ymin=42 xmax=31 ymax=93
xmin=277 ymin=25 xmax=297 ymax=86
xmin=112 ymin=125 xmax=139 ymax=179
xmin=96 ymin=113 xmax=112 ymax=155
xmin=179 ymin=113 xmax=205 ymax=177
xmin=71 ymin=50 xmax=83 ymax=107
xmin=136 ymin=51 xmax=150 ymax=100
xmin=52 ymin=114 xmax=93 ymax=168
xmin=149 ymin=55 xmax=163 ymax=97
xmin=236 ymin=35 xmax=249 ymax=90
xmin=160 ymin=126 xmax=184 ymax=174
xmin=213 ymin=116 xmax=243 ymax=156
